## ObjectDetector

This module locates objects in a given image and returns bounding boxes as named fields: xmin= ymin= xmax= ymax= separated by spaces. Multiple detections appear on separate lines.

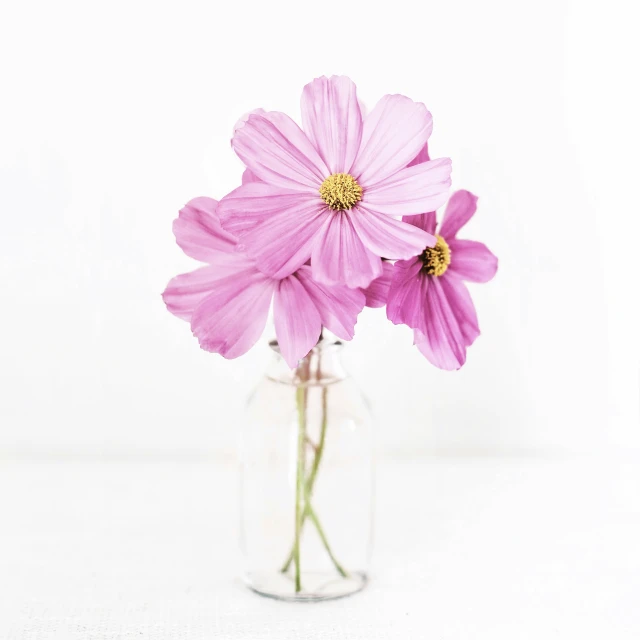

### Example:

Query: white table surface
xmin=1 ymin=456 xmax=638 ymax=639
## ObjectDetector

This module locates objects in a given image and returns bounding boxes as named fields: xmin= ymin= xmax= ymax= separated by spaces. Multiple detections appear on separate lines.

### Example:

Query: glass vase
xmin=239 ymin=338 xmax=374 ymax=601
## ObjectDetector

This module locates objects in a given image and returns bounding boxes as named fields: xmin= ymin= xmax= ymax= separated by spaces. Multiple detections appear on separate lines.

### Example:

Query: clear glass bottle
xmin=239 ymin=338 xmax=374 ymax=601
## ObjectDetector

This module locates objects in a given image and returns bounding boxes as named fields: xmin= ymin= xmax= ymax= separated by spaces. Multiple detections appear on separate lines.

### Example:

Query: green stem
xmin=308 ymin=384 xmax=328 ymax=492
xmin=282 ymin=361 xmax=347 ymax=578
xmin=281 ymin=387 xmax=328 ymax=574
xmin=293 ymin=385 xmax=306 ymax=593
xmin=305 ymin=502 xmax=348 ymax=578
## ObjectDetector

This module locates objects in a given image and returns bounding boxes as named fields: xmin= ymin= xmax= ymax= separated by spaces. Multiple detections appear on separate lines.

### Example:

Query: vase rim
xmin=268 ymin=337 xmax=344 ymax=358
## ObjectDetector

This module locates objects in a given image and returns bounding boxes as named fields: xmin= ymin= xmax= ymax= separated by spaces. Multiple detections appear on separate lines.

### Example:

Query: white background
xmin=1 ymin=1 xmax=639 ymax=457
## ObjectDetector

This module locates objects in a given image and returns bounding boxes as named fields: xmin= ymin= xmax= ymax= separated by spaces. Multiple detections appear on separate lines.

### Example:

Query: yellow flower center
xmin=420 ymin=235 xmax=451 ymax=276
xmin=319 ymin=173 xmax=363 ymax=210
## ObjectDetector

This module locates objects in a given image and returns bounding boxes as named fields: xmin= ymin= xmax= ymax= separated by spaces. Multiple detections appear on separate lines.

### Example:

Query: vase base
xmin=245 ymin=570 xmax=368 ymax=602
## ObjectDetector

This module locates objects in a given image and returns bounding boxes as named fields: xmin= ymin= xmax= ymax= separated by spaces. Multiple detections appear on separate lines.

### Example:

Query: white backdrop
xmin=1 ymin=0 xmax=638 ymax=458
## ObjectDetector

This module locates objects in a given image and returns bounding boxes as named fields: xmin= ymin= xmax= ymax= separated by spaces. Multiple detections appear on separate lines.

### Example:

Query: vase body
xmin=239 ymin=339 xmax=374 ymax=601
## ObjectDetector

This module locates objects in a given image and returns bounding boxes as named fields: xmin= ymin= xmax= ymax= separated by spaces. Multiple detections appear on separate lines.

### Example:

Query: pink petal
xmin=414 ymin=277 xmax=468 ymax=370
xmin=349 ymin=206 xmax=435 ymax=259
xmin=361 ymin=260 xmax=394 ymax=308
xmin=218 ymin=181 xmax=319 ymax=237
xmin=296 ymin=265 xmax=365 ymax=340
xmin=301 ymin=75 xmax=363 ymax=174
xmin=274 ymin=274 xmax=323 ymax=368
xmin=233 ymin=108 xmax=267 ymax=133
xmin=163 ymin=266 xmax=224 ymax=322
xmin=311 ymin=211 xmax=383 ymax=288
xmin=162 ymin=253 xmax=255 ymax=321
xmin=408 ymin=142 xmax=430 ymax=167
xmin=232 ymin=111 xmax=328 ymax=191
xmin=385 ymin=258 xmax=430 ymax=333
xmin=245 ymin=207 xmax=328 ymax=279
xmin=219 ymin=182 xmax=327 ymax=279
xmin=351 ymin=95 xmax=433 ymax=187
xmin=439 ymin=190 xmax=478 ymax=239
xmin=241 ymin=168 xmax=261 ymax=184
xmin=363 ymin=158 xmax=452 ymax=215
xmin=440 ymin=274 xmax=480 ymax=346
xmin=190 ymin=268 xmax=275 ymax=359
xmin=448 ymin=239 xmax=498 ymax=283
xmin=414 ymin=330 xmax=464 ymax=371
xmin=173 ymin=197 xmax=237 ymax=262
xmin=403 ymin=211 xmax=437 ymax=235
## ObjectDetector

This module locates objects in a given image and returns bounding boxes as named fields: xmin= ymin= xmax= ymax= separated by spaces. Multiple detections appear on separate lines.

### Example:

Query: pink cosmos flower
xmin=162 ymin=197 xmax=365 ymax=368
xmin=386 ymin=190 xmax=498 ymax=370
xmin=217 ymin=75 xmax=453 ymax=289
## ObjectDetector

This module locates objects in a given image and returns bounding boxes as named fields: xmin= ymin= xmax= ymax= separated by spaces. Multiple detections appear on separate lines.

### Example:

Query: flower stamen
xmin=420 ymin=235 xmax=451 ymax=276
xmin=319 ymin=173 xmax=363 ymax=210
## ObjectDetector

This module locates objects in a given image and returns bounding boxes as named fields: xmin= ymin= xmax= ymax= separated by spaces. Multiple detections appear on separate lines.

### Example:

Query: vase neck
xmin=267 ymin=338 xmax=347 ymax=385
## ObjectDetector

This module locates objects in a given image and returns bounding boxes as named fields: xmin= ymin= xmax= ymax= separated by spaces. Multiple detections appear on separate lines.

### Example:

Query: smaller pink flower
xmin=162 ymin=197 xmax=365 ymax=368
xmin=386 ymin=190 xmax=498 ymax=370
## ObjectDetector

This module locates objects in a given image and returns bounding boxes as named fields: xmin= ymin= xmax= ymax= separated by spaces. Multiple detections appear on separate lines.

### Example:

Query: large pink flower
xmin=162 ymin=197 xmax=365 ymax=367
xmin=386 ymin=190 xmax=498 ymax=370
xmin=217 ymin=76 xmax=452 ymax=289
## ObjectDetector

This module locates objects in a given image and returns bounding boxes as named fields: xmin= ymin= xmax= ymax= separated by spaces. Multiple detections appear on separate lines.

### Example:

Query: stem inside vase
xmin=283 ymin=340 xmax=348 ymax=589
